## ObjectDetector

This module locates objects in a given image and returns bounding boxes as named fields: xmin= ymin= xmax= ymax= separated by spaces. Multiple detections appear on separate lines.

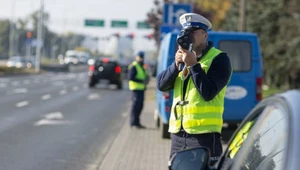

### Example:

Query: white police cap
xmin=179 ymin=13 xmax=212 ymax=31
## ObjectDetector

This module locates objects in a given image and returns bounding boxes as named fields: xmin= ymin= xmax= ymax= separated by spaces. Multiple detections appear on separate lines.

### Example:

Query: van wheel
xmin=161 ymin=122 xmax=170 ymax=139
xmin=154 ymin=110 xmax=160 ymax=128
xmin=156 ymin=116 xmax=160 ymax=128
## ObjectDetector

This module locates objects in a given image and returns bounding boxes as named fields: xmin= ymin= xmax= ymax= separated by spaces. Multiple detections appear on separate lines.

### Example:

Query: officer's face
xmin=136 ymin=56 xmax=144 ymax=62
xmin=192 ymin=29 xmax=208 ymax=49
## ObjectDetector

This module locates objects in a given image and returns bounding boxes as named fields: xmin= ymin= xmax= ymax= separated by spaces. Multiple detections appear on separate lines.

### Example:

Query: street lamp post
xmin=9 ymin=0 xmax=16 ymax=58
xmin=238 ymin=0 xmax=246 ymax=31
xmin=35 ymin=0 xmax=44 ymax=72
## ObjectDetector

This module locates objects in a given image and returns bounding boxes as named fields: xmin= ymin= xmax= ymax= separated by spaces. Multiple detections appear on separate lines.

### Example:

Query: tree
xmin=193 ymin=0 xmax=232 ymax=30
xmin=146 ymin=0 xmax=233 ymax=47
xmin=0 ymin=20 xmax=11 ymax=58
xmin=0 ymin=10 xmax=88 ymax=60
xmin=221 ymin=0 xmax=300 ymax=88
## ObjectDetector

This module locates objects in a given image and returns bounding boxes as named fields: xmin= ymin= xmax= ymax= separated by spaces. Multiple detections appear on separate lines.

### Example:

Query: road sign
xmin=84 ymin=19 xmax=105 ymax=27
xmin=111 ymin=20 xmax=128 ymax=28
xmin=163 ymin=3 xmax=192 ymax=26
xmin=137 ymin=21 xmax=150 ymax=29
xmin=159 ymin=25 xmax=182 ymax=40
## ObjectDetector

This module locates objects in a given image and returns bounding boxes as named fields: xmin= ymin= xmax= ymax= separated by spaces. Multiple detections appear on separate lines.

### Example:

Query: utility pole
xmin=238 ymin=0 xmax=246 ymax=32
xmin=9 ymin=0 xmax=16 ymax=58
xmin=35 ymin=0 xmax=44 ymax=72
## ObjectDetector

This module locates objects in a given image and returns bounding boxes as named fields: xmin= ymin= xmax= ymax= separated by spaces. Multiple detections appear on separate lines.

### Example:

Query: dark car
xmin=88 ymin=58 xmax=123 ymax=89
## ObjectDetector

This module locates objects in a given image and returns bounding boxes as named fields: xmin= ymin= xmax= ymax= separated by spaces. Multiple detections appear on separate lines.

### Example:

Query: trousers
xmin=130 ymin=90 xmax=145 ymax=126
xmin=170 ymin=131 xmax=223 ymax=166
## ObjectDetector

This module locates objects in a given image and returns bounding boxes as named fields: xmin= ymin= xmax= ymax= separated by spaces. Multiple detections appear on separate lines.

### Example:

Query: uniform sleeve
xmin=128 ymin=66 xmax=144 ymax=83
xmin=189 ymin=53 xmax=232 ymax=101
xmin=156 ymin=62 xmax=179 ymax=92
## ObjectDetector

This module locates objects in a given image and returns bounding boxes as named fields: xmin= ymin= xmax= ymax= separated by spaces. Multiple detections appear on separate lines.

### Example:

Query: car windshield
xmin=9 ymin=57 xmax=22 ymax=61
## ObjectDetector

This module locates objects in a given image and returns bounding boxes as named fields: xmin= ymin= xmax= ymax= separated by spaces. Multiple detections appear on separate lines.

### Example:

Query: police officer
xmin=128 ymin=51 xmax=149 ymax=129
xmin=157 ymin=13 xmax=232 ymax=165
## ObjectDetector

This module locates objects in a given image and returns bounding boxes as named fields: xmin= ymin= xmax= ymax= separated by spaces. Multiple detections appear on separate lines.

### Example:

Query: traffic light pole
xmin=35 ymin=0 xmax=44 ymax=73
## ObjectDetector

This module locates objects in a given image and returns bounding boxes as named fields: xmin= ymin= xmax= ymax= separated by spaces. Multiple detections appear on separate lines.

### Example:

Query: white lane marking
xmin=72 ymin=86 xmax=79 ymax=91
xmin=52 ymin=81 xmax=65 ymax=86
xmin=45 ymin=112 xmax=64 ymax=120
xmin=12 ymin=81 xmax=19 ymax=86
xmin=0 ymin=83 xmax=7 ymax=88
xmin=12 ymin=88 xmax=28 ymax=94
xmin=0 ymin=78 xmax=10 ymax=82
xmin=122 ymin=112 xmax=128 ymax=117
xmin=41 ymin=94 xmax=51 ymax=100
xmin=87 ymin=93 xmax=101 ymax=100
xmin=34 ymin=112 xmax=73 ymax=126
xmin=23 ymin=80 xmax=31 ymax=84
xmin=59 ymin=89 xmax=67 ymax=95
xmin=16 ymin=101 xmax=29 ymax=107
xmin=34 ymin=119 xmax=72 ymax=126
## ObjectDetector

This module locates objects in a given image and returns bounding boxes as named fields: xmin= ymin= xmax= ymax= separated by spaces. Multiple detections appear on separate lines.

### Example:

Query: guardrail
xmin=40 ymin=64 xmax=88 ymax=72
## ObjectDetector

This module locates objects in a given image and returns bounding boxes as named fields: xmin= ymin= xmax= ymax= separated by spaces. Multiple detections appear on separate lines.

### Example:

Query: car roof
xmin=274 ymin=90 xmax=300 ymax=170
xmin=96 ymin=57 xmax=118 ymax=62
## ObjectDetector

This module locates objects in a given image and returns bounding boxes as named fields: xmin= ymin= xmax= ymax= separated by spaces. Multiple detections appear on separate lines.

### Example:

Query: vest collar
xmin=197 ymin=41 xmax=213 ymax=61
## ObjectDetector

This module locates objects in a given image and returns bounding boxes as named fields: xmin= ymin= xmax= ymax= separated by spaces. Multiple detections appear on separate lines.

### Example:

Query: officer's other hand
xmin=178 ymin=46 xmax=197 ymax=66
xmin=144 ymin=77 xmax=150 ymax=85
xmin=175 ymin=49 xmax=184 ymax=70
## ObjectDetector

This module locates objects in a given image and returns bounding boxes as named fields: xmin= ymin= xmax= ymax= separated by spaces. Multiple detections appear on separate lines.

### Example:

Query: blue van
xmin=155 ymin=31 xmax=263 ymax=138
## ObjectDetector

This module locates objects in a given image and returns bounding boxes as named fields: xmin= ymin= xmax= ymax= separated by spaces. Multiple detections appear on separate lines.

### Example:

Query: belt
xmin=174 ymin=130 xmax=221 ymax=138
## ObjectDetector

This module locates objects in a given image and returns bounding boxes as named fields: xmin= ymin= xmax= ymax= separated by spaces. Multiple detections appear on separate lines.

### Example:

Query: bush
xmin=0 ymin=66 xmax=36 ymax=75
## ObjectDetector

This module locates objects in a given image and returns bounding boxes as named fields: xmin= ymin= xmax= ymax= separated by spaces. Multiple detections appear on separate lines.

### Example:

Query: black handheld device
xmin=176 ymin=29 xmax=194 ymax=71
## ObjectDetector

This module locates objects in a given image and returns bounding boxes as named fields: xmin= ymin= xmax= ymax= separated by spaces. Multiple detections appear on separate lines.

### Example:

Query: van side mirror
xmin=168 ymin=147 xmax=210 ymax=170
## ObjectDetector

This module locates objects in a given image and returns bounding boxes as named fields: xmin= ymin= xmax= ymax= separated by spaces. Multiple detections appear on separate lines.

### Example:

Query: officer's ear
xmin=203 ymin=31 xmax=208 ymax=41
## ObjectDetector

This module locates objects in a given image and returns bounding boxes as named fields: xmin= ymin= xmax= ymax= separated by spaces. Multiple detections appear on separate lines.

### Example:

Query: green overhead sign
xmin=111 ymin=20 xmax=128 ymax=28
xmin=84 ymin=19 xmax=105 ymax=27
xmin=137 ymin=21 xmax=150 ymax=29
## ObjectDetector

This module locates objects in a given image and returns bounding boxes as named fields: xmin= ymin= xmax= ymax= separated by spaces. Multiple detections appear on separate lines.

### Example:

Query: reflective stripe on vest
xmin=128 ymin=61 xmax=147 ymax=90
xmin=169 ymin=47 xmax=231 ymax=134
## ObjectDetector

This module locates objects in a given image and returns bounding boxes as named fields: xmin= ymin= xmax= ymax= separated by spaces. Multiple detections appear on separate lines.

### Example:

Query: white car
xmin=169 ymin=90 xmax=300 ymax=170
xmin=6 ymin=56 xmax=28 ymax=68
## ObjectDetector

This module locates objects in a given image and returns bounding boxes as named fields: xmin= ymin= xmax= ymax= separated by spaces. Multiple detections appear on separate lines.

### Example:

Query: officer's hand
xmin=179 ymin=46 xmax=197 ymax=66
xmin=175 ymin=49 xmax=184 ymax=70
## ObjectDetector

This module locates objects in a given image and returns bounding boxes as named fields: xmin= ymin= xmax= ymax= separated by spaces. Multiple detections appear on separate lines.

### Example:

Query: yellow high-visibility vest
xmin=128 ymin=61 xmax=147 ymax=90
xmin=169 ymin=47 xmax=232 ymax=134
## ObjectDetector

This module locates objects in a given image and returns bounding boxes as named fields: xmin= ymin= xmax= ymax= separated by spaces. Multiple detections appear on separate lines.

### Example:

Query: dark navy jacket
xmin=156 ymin=42 xmax=232 ymax=101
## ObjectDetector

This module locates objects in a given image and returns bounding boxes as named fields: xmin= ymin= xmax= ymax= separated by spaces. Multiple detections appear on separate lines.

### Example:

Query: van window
xmin=218 ymin=41 xmax=252 ymax=72
xmin=157 ymin=37 xmax=168 ymax=72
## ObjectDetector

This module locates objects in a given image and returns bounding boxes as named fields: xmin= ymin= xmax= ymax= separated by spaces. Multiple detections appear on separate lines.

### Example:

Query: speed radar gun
xmin=176 ymin=29 xmax=194 ymax=72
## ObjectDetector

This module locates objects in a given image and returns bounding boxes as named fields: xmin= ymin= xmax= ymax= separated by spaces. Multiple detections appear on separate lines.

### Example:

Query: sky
xmin=0 ymin=0 xmax=158 ymax=55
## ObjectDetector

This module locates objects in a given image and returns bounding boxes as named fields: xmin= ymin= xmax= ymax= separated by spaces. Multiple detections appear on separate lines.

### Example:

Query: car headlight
xmin=88 ymin=59 xmax=95 ymax=65
xmin=6 ymin=62 xmax=12 ymax=67
xmin=73 ymin=59 xmax=78 ymax=64
xmin=16 ymin=62 xmax=23 ymax=68
xmin=27 ymin=63 xmax=32 ymax=68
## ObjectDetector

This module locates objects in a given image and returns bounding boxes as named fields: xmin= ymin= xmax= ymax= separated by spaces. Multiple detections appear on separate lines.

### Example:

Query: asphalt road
xmin=0 ymin=72 xmax=131 ymax=170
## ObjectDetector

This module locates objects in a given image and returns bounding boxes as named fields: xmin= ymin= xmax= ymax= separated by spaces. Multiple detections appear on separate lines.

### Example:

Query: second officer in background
xmin=128 ymin=51 xmax=149 ymax=129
